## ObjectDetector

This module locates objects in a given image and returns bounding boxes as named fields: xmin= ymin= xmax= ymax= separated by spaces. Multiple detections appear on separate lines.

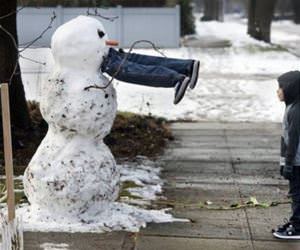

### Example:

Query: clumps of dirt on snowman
xmin=0 ymin=101 xmax=173 ymax=175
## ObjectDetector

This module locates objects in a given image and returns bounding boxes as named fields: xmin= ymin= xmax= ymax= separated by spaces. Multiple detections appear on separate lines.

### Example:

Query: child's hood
xmin=278 ymin=71 xmax=300 ymax=105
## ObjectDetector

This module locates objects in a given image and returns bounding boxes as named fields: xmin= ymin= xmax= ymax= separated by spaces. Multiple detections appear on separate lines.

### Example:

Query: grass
xmin=0 ymin=179 xmax=27 ymax=205
xmin=118 ymin=181 xmax=143 ymax=200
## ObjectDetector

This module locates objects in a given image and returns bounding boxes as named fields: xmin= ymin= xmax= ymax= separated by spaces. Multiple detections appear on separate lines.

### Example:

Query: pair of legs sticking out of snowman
xmin=101 ymin=46 xmax=200 ymax=105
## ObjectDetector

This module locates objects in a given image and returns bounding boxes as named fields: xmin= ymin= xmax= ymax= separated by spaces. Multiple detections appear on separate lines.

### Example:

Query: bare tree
xmin=202 ymin=0 xmax=224 ymax=22
xmin=0 ymin=0 xmax=31 ymax=131
xmin=247 ymin=0 xmax=277 ymax=43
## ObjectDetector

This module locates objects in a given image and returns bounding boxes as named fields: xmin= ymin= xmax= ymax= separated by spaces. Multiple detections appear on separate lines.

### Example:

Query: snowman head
xmin=51 ymin=16 xmax=110 ymax=73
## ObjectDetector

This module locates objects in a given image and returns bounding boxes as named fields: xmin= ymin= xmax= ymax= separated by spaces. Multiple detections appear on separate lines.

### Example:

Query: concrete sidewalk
xmin=135 ymin=122 xmax=300 ymax=250
xmin=24 ymin=122 xmax=300 ymax=250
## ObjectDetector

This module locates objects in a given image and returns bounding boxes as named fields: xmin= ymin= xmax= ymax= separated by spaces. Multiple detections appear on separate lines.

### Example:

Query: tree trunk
xmin=0 ymin=0 xmax=31 ymax=130
xmin=178 ymin=0 xmax=195 ymax=35
xmin=202 ymin=0 xmax=224 ymax=22
xmin=291 ymin=0 xmax=300 ymax=24
xmin=247 ymin=0 xmax=277 ymax=43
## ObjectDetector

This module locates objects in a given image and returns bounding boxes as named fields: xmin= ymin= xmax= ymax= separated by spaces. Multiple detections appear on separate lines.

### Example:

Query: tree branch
xmin=19 ymin=54 xmax=46 ymax=65
xmin=0 ymin=10 xmax=55 ymax=84
xmin=87 ymin=7 xmax=119 ymax=22
xmin=19 ymin=11 xmax=56 ymax=51
xmin=0 ymin=6 xmax=25 ymax=20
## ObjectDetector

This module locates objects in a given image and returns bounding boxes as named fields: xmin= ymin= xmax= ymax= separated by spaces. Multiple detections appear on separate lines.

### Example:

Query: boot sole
xmin=189 ymin=61 xmax=200 ymax=89
xmin=174 ymin=77 xmax=190 ymax=105
xmin=273 ymin=231 xmax=300 ymax=240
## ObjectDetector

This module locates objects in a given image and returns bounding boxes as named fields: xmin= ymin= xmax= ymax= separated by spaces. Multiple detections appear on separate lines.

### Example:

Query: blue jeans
xmin=288 ymin=166 xmax=300 ymax=229
xmin=101 ymin=48 xmax=194 ymax=88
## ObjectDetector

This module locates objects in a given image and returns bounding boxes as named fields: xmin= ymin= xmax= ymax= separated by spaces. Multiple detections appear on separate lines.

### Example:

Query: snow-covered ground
xmin=197 ymin=14 xmax=300 ymax=48
xmin=20 ymin=16 xmax=300 ymax=122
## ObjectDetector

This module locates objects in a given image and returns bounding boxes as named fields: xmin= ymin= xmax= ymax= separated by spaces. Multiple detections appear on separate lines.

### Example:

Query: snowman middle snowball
xmin=23 ymin=16 xmax=120 ymax=219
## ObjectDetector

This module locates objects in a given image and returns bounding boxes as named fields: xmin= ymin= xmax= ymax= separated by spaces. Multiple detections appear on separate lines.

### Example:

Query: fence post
xmin=117 ymin=5 xmax=123 ymax=47
xmin=57 ymin=5 xmax=64 ymax=25
xmin=1 ymin=83 xmax=15 ymax=222
xmin=175 ymin=5 xmax=180 ymax=47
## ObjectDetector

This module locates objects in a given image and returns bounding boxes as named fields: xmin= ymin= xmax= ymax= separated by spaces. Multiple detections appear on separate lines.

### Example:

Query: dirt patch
xmin=105 ymin=111 xmax=173 ymax=159
xmin=0 ymin=101 xmax=173 ymax=175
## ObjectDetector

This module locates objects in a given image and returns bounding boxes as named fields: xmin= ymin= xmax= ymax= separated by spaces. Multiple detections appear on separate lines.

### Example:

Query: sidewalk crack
xmin=224 ymin=129 xmax=256 ymax=250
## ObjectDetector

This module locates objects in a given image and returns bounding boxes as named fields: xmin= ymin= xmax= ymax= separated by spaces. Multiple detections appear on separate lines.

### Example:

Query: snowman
xmin=23 ymin=16 xmax=120 ymax=221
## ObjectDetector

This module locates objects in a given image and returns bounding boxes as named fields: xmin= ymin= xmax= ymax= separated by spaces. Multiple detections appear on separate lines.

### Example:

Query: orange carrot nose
xmin=105 ymin=40 xmax=119 ymax=46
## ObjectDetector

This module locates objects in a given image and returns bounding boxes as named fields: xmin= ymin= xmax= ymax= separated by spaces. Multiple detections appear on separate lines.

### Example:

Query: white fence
xmin=18 ymin=5 xmax=180 ymax=48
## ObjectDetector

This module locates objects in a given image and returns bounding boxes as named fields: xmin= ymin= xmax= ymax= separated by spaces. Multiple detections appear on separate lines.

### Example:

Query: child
xmin=101 ymin=47 xmax=200 ymax=105
xmin=273 ymin=71 xmax=300 ymax=239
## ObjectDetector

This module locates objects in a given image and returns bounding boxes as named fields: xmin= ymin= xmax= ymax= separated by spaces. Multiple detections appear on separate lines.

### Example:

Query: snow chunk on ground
xmin=40 ymin=243 xmax=69 ymax=250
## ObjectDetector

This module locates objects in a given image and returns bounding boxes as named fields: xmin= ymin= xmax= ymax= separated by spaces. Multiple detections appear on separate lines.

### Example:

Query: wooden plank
xmin=1 ymin=83 xmax=15 ymax=221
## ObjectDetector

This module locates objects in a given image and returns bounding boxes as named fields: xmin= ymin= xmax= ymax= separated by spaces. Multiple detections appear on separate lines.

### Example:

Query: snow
xmin=0 ymin=159 xmax=183 ymax=233
xmin=20 ymin=16 xmax=300 ymax=123
xmin=19 ymin=202 xmax=180 ymax=233
xmin=39 ymin=243 xmax=69 ymax=250
xmin=120 ymin=158 xmax=164 ymax=203
xmin=17 ymin=160 xmax=186 ymax=233
xmin=0 ymin=214 xmax=23 ymax=250
xmin=272 ymin=20 xmax=300 ymax=43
